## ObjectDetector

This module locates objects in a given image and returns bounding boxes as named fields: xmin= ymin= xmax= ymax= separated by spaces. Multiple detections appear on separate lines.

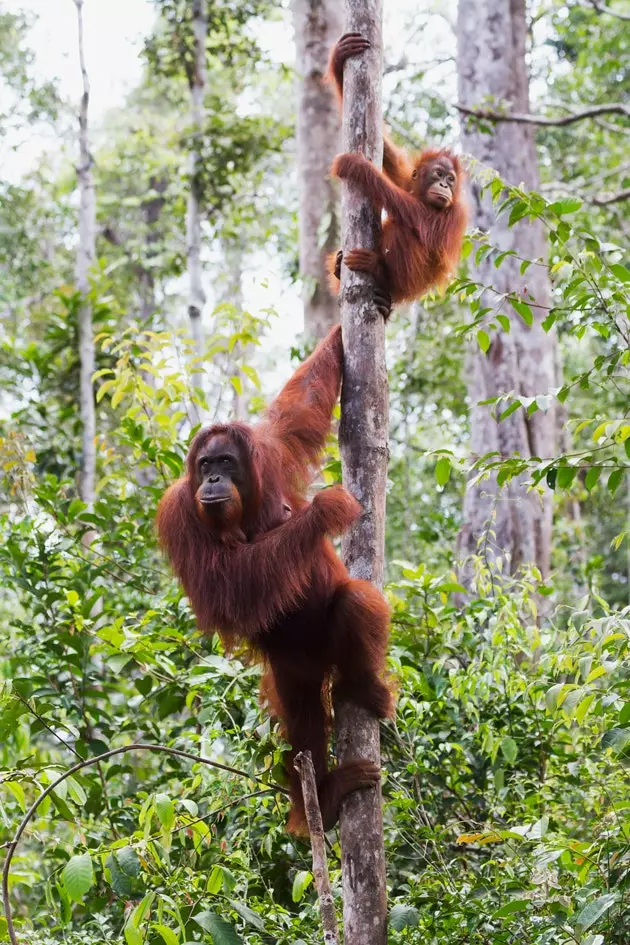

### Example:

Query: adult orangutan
xmin=327 ymin=32 xmax=468 ymax=316
xmin=157 ymin=325 xmax=393 ymax=833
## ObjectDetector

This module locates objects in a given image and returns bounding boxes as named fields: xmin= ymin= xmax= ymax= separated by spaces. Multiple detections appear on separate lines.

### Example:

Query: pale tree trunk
xmin=186 ymin=0 xmax=207 ymax=356
xmin=292 ymin=0 xmax=342 ymax=339
xmin=456 ymin=0 xmax=557 ymax=579
xmin=336 ymin=2 xmax=387 ymax=943
xmin=219 ymin=241 xmax=247 ymax=420
xmin=73 ymin=0 xmax=96 ymax=511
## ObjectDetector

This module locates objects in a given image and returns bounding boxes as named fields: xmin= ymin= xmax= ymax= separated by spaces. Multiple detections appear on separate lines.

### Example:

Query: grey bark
xmin=219 ymin=241 xmax=247 ymax=420
xmin=73 ymin=0 xmax=96 ymax=511
xmin=292 ymin=0 xmax=343 ymax=339
xmin=186 ymin=0 xmax=207 ymax=356
xmin=336 ymin=2 xmax=387 ymax=944
xmin=456 ymin=0 xmax=557 ymax=578
xmin=294 ymin=752 xmax=340 ymax=945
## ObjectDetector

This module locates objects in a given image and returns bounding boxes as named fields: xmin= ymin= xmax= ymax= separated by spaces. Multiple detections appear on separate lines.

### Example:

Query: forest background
xmin=0 ymin=0 xmax=629 ymax=943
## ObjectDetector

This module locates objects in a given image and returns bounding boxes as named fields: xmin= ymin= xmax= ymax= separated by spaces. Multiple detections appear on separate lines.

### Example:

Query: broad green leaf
xmin=549 ymin=197 xmax=582 ymax=215
xmin=390 ymin=903 xmax=420 ymax=931
xmin=155 ymin=793 xmax=175 ymax=830
xmin=66 ymin=776 xmax=87 ymax=806
xmin=435 ymin=457 xmax=451 ymax=487
xmin=153 ymin=925 xmax=179 ymax=945
xmin=124 ymin=927 xmax=143 ymax=945
xmin=207 ymin=865 xmax=224 ymax=894
xmin=585 ymin=467 xmax=601 ymax=491
xmin=610 ymin=263 xmax=630 ymax=283
xmin=193 ymin=912 xmax=244 ymax=945
xmin=510 ymin=298 xmax=533 ymax=326
xmin=556 ymin=466 xmax=577 ymax=489
xmin=601 ymin=728 xmax=630 ymax=753
xmin=500 ymin=736 xmax=518 ymax=764
xmin=62 ymin=853 xmax=94 ymax=902
xmin=292 ymin=870 xmax=313 ymax=903
xmin=230 ymin=900 xmax=265 ymax=931
xmin=575 ymin=893 xmax=617 ymax=931
xmin=477 ymin=329 xmax=490 ymax=353
xmin=116 ymin=846 xmax=141 ymax=877
xmin=493 ymin=899 xmax=530 ymax=918
xmin=607 ymin=468 xmax=624 ymax=495
xmin=106 ymin=853 xmax=132 ymax=897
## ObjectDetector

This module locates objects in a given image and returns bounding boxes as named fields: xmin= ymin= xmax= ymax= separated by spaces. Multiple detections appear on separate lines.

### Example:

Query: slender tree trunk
xmin=220 ymin=241 xmax=247 ymax=420
xmin=73 ymin=0 xmax=96 ymax=510
xmin=294 ymin=752 xmax=340 ymax=945
xmin=292 ymin=0 xmax=342 ymax=339
xmin=456 ymin=0 xmax=556 ymax=579
xmin=336 ymin=2 xmax=387 ymax=944
xmin=186 ymin=0 xmax=207 ymax=356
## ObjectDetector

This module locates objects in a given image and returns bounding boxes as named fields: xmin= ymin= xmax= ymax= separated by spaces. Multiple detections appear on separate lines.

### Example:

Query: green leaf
xmin=124 ymin=927 xmax=143 ymax=945
xmin=493 ymin=899 xmax=530 ymax=918
xmin=601 ymin=728 xmax=630 ymax=753
xmin=549 ymin=197 xmax=582 ymax=215
xmin=116 ymin=846 xmax=141 ymax=877
xmin=609 ymin=263 xmax=630 ymax=283
xmin=435 ymin=457 xmax=451 ymax=487
xmin=546 ymin=683 xmax=564 ymax=710
xmin=292 ymin=870 xmax=313 ymax=903
xmin=230 ymin=900 xmax=265 ymax=931
xmin=575 ymin=893 xmax=617 ymax=931
xmin=62 ymin=853 xmax=94 ymax=902
xmin=193 ymin=912 xmax=244 ymax=944
xmin=510 ymin=298 xmax=533 ymax=326
xmin=477 ymin=329 xmax=491 ymax=353
xmin=607 ymin=468 xmax=624 ymax=495
xmin=155 ymin=793 xmax=174 ymax=830
xmin=500 ymin=736 xmax=518 ymax=764
xmin=498 ymin=400 xmax=521 ymax=422
xmin=106 ymin=853 xmax=132 ymax=897
xmin=153 ymin=925 xmax=179 ymax=945
xmin=207 ymin=865 xmax=224 ymax=894
xmin=390 ymin=903 xmax=420 ymax=931
xmin=585 ymin=467 xmax=601 ymax=491
xmin=230 ymin=375 xmax=243 ymax=396
xmin=556 ymin=466 xmax=577 ymax=489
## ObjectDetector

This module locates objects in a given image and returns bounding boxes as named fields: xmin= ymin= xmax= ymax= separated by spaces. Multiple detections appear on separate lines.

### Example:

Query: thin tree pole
xmin=335 ymin=2 xmax=387 ymax=944
xmin=73 ymin=0 xmax=96 ymax=512
xmin=292 ymin=0 xmax=342 ymax=339
xmin=186 ymin=0 xmax=207 ymax=358
xmin=294 ymin=752 xmax=340 ymax=945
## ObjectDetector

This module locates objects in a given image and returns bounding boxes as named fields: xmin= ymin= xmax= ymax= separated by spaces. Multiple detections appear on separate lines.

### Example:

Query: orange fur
xmin=326 ymin=33 xmax=469 ymax=312
xmin=157 ymin=326 xmax=393 ymax=833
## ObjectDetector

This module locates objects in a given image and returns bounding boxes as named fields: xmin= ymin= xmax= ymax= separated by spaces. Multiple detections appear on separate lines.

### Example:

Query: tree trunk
xmin=219 ymin=241 xmax=247 ymax=420
xmin=456 ymin=0 xmax=556 ymax=579
xmin=292 ymin=0 xmax=342 ymax=339
xmin=73 ymin=0 xmax=96 ymax=511
xmin=186 ymin=0 xmax=207 ymax=357
xmin=335 ymin=2 xmax=387 ymax=944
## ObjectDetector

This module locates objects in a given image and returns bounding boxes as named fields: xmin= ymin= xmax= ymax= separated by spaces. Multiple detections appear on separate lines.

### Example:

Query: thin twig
xmin=585 ymin=0 xmax=630 ymax=20
xmin=592 ymin=188 xmax=630 ymax=206
xmin=456 ymin=102 xmax=630 ymax=126
xmin=294 ymin=752 xmax=339 ymax=945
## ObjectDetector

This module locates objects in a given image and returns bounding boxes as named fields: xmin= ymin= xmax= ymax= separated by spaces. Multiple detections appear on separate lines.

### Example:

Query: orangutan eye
xmin=411 ymin=169 xmax=418 ymax=180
